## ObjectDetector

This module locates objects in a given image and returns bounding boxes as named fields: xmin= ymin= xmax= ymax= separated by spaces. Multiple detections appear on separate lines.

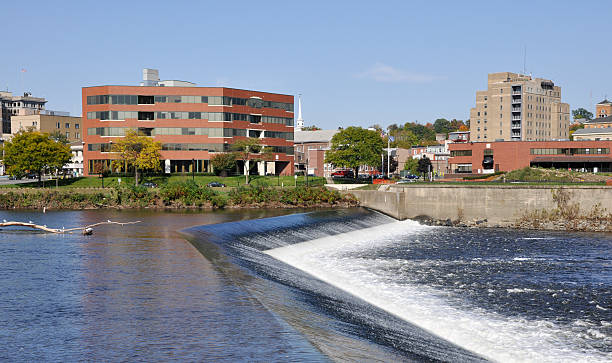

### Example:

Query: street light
xmin=192 ymin=158 xmax=195 ymax=181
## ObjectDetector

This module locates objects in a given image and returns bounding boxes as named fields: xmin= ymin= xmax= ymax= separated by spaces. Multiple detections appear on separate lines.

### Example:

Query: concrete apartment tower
xmin=470 ymin=72 xmax=570 ymax=142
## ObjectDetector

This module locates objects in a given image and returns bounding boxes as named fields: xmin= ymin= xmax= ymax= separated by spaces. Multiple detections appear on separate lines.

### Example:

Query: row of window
xmin=530 ymin=148 xmax=609 ymax=155
xmin=88 ymin=142 xmax=294 ymax=155
xmin=56 ymin=122 xmax=80 ymax=129
xmin=86 ymin=94 xmax=294 ymax=111
xmin=450 ymin=150 xmax=472 ymax=157
xmin=86 ymin=111 xmax=294 ymax=126
xmin=86 ymin=127 xmax=293 ymax=140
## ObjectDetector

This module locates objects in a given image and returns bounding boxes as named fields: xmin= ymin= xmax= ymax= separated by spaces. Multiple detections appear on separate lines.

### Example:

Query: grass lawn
xmin=0 ymin=174 xmax=327 ymax=189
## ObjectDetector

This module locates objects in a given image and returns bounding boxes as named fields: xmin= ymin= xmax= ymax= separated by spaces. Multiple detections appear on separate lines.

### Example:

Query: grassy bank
xmin=0 ymin=181 xmax=356 ymax=210
xmin=0 ymin=175 xmax=326 ymax=189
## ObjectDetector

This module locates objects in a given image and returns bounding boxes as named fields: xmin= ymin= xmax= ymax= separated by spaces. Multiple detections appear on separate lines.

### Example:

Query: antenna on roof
xmin=522 ymin=45 xmax=527 ymax=75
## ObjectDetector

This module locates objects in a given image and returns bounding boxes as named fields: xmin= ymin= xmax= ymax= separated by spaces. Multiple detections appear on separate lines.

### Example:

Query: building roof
xmin=597 ymin=99 xmax=612 ymax=105
xmin=294 ymin=129 xmax=339 ymax=143
xmin=581 ymin=115 xmax=612 ymax=125
xmin=572 ymin=127 xmax=612 ymax=135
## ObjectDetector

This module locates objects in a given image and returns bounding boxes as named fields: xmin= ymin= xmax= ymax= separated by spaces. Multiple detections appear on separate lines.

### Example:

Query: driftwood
xmin=0 ymin=220 xmax=141 ymax=235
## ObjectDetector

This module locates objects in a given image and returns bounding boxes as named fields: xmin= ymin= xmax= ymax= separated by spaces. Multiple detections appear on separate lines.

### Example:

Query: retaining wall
xmin=349 ymin=185 xmax=612 ymax=225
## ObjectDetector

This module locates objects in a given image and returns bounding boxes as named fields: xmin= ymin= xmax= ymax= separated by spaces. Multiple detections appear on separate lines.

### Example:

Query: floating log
xmin=0 ymin=220 xmax=141 ymax=235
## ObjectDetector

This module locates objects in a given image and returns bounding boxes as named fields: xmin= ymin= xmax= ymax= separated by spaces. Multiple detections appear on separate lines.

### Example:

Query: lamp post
xmin=192 ymin=158 xmax=195 ymax=181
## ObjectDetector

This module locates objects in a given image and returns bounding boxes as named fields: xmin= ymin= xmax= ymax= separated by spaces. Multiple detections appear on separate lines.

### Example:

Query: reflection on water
xmin=0 ymin=209 xmax=328 ymax=362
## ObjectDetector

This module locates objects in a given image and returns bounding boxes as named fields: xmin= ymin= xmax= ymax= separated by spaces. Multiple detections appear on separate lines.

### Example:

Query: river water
xmin=0 ymin=208 xmax=610 ymax=362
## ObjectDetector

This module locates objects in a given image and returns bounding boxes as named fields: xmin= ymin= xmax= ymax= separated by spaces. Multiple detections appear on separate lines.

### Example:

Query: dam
xmin=349 ymin=184 xmax=612 ymax=225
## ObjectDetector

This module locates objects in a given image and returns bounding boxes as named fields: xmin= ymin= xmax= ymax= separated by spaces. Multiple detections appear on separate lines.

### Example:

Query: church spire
xmin=296 ymin=94 xmax=304 ymax=130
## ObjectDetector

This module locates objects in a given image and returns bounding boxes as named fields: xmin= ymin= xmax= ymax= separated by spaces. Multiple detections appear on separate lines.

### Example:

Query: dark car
xmin=207 ymin=181 xmax=226 ymax=188
xmin=142 ymin=182 xmax=158 ymax=188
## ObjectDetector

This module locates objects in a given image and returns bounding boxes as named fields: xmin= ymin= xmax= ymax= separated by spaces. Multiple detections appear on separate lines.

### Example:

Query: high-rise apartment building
xmin=0 ymin=91 xmax=47 ymax=134
xmin=83 ymin=69 xmax=295 ymax=176
xmin=470 ymin=72 xmax=570 ymax=142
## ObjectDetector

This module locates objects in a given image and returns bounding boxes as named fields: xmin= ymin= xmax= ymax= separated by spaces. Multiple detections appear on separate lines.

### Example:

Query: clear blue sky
xmin=1 ymin=0 xmax=609 ymax=129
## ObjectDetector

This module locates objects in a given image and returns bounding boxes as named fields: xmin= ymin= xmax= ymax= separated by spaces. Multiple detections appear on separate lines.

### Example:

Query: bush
xmin=159 ymin=180 xmax=223 ymax=207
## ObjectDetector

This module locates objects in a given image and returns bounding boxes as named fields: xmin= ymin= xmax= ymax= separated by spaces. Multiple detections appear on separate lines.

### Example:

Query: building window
xmin=75 ymin=124 xmax=80 ymax=129
xmin=65 ymin=123 xmax=70 ymax=128
xmin=56 ymin=122 xmax=60 ymax=128
xmin=75 ymin=132 xmax=80 ymax=139
xmin=66 ymin=132 xmax=70 ymax=139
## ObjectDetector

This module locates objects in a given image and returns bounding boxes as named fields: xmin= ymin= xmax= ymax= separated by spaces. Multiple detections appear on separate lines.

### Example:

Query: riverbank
xmin=0 ymin=183 xmax=358 ymax=210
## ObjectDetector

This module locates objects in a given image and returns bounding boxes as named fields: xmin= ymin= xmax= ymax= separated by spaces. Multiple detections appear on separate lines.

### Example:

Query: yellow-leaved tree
xmin=111 ymin=130 xmax=161 ymax=185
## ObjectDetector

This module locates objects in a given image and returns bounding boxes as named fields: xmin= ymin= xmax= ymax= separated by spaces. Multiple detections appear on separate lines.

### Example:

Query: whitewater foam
xmin=265 ymin=220 xmax=611 ymax=363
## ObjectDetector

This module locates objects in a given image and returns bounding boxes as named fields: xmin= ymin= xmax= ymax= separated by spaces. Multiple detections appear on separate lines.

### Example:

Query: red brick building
xmin=83 ymin=73 xmax=294 ymax=176
xmin=449 ymin=140 xmax=612 ymax=174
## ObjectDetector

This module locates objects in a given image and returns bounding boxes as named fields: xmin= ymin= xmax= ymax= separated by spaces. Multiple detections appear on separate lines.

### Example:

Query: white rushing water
xmin=264 ymin=220 xmax=610 ymax=363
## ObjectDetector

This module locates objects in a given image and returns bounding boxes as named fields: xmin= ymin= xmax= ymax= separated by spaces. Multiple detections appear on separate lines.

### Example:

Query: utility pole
xmin=387 ymin=137 xmax=390 ymax=178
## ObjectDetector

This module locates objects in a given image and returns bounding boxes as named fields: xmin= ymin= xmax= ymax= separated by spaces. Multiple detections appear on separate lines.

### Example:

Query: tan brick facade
xmin=470 ymin=72 xmax=570 ymax=142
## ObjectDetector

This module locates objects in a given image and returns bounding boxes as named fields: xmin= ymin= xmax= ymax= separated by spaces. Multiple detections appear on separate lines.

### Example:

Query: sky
xmin=1 ymin=0 xmax=611 ymax=130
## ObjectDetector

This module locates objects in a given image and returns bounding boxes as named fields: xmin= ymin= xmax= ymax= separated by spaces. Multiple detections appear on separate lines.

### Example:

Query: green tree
xmin=417 ymin=156 xmax=432 ymax=180
xmin=403 ymin=158 xmax=419 ymax=174
xmin=325 ymin=126 xmax=384 ymax=178
xmin=231 ymin=137 xmax=262 ymax=184
xmin=433 ymin=118 xmax=452 ymax=134
xmin=3 ymin=130 xmax=71 ymax=184
xmin=111 ymin=129 xmax=161 ymax=185
xmin=572 ymin=108 xmax=593 ymax=121
xmin=49 ymin=130 xmax=70 ymax=145
xmin=392 ymin=129 xmax=419 ymax=149
xmin=569 ymin=123 xmax=585 ymax=140
xmin=210 ymin=152 xmax=237 ymax=176
xmin=404 ymin=122 xmax=436 ymax=144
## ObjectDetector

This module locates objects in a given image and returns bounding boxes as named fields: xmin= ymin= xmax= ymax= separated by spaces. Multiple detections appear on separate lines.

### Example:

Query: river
xmin=0 ymin=208 xmax=610 ymax=362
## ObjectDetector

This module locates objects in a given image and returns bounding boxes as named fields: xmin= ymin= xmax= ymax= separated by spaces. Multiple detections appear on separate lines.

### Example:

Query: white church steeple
xmin=296 ymin=94 xmax=304 ymax=130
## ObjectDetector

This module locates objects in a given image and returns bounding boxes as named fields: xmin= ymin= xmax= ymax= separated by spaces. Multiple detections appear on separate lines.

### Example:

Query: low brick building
xmin=449 ymin=140 xmax=612 ymax=174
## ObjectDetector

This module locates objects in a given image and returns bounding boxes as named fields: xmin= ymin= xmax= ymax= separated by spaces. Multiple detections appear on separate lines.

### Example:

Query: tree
xmin=3 ymin=130 xmax=71 ymax=184
xmin=572 ymin=108 xmax=593 ymax=121
xmin=49 ymin=130 xmax=70 ymax=145
xmin=417 ymin=156 xmax=432 ymax=180
xmin=210 ymin=153 xmax=237 ymax=176
xmin=403 ymin=158 xmax=419 ymax=175
xmin=569 ymin=123 xmax=585 ymax=140
xmin=301 ymin=125 xmax=322 ymax=131
xmin=458 ymin=125 xmax=469 ymax=131
xmin=433 ymin=118 xmax=452 ymax=134
xmin=325 ymin=126 xmax=384 ymax=178
xmin=404 ymin=122 xmax=436 ymax=144
xmin=392 ymin=129 xmax=419 ymax=149
xmin=231 ymin=138 xmax=262 ymax=184
xmin=111 ymin=129 xmax=161 ymax=185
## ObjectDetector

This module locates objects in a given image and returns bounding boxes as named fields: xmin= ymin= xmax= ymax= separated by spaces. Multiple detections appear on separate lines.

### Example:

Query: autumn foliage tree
xmin=111 ymin=130 xmax=161 ymax=185
xmin=3 ymin=130 xmax=71 ymax=184
xmin=210 ymin=152 xmax=237 ymax=176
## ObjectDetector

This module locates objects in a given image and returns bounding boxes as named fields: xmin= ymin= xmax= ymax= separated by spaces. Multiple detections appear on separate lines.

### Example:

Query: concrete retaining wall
xmin=349 ymin=185 xmax=612 ymax=225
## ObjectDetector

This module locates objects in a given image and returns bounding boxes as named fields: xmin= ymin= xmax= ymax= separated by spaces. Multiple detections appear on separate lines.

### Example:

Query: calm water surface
xmin=0 ymin=209 xmax=328 ymax=362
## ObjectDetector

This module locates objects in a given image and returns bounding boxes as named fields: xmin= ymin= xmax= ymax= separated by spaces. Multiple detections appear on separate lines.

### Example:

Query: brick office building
xmin=83 ymin=69 xmax=294 ymax=176
xmin=449 ymin=140 xmax=612 ymax=174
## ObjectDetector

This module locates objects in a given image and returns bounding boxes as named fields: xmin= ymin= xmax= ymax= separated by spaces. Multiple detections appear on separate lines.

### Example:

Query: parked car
xmin=331 ymin=170 xmax=354 ymax=178
xmin=405 ymin=174 xmax=419 ymax=180
xmin=207 ymin=181 xmax=226 ymax=188
xmin=142 ymin=182 xmax=158 ymax=188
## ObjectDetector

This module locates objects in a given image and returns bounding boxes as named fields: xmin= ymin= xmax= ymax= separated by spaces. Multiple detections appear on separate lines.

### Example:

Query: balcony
xmin=512 ymin=90 xmax=522 ymax=95
xmin=512 ymin=107 xmax=521 ymax=112
xmin=512 ymin=98 xmax=522 ymax=104
xmin=512 ymin=116 xmax=521 ymax=121
xmin=511 ymin=123 xmax=521 ymax=129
